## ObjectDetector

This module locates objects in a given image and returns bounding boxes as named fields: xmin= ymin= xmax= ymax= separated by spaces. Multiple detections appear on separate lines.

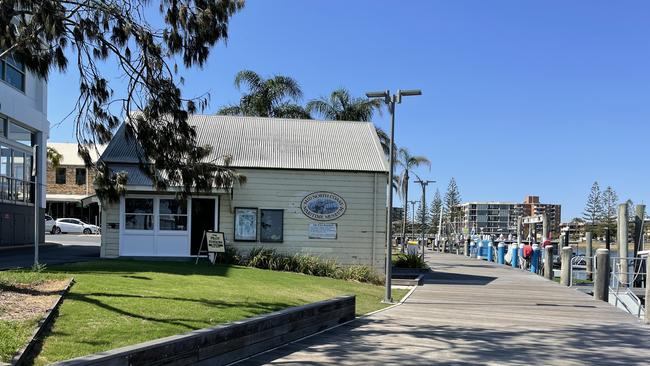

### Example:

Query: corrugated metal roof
xmin=47 ymin=142 xmax=106 ymax=166
xmin=101 ymin=115 xmax=389 ymax=173
xmin=108 ymin=164 xmax=153 ymax=186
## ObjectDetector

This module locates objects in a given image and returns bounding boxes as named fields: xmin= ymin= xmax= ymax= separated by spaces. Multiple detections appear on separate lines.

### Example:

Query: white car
xmin=45 ymin=215 xmax=56 ymax=233
xmin=54 ymin=218 xmax=100 ymax=235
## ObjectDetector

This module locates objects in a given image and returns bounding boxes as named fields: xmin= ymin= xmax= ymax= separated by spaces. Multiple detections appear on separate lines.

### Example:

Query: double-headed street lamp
xmin=414 ymin=179 xmax=435 ymax=261
xmin=366 ymin=89 xmax=421 ymax=303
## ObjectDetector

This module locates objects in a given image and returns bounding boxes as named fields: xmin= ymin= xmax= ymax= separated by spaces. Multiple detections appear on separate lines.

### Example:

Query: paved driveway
xmin=0 ymin=234 xmax=100 ymax=270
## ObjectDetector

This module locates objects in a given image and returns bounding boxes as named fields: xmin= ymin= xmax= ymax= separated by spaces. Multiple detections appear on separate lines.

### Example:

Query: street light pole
xmin=408 ymin=200 xmax=419 ymax=239
xmin=415 ymin=179 xmax=435 ymax=261
xmin=366 ymin=89 xmax=421 ymax=303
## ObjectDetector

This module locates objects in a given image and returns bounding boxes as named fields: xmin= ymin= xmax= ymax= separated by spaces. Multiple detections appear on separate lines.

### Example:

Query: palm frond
xmin=234 ymin=70 xmax=262 ymax=93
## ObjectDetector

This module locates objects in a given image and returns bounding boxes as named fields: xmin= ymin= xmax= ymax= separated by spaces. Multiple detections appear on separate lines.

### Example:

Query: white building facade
xmin=0 ymin=55 xmax=49 ymax=247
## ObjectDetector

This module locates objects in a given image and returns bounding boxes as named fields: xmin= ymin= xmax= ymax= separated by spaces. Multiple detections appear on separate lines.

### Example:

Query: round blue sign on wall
xmin=301 ymin=192 xmax=347 ymax=221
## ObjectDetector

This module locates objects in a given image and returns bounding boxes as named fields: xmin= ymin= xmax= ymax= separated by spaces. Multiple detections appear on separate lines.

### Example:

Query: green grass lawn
xmin=12 ymin=260 xmax=407 ymax=365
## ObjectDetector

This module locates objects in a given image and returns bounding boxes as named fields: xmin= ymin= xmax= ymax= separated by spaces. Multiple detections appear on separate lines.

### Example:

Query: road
xmin=239 ymin=252 xmax=650 ymax=365
xmin=0 ymin=234 xmax=100 ymax=270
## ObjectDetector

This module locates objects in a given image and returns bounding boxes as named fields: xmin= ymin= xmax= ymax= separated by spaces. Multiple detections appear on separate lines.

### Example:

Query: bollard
xmin=511 ymin=244 xmax=519 ymax=268
xmin=530 ymin=244 xmax=540 ymax=274
xmin=464 ymin=240 xmax=470 ymax=257
xmin=470 ymin=242 xmax=476 ymax=259
xmin=487 ymin=241 xmax=494 ymax=262
xmin=544 ymin=245 xmax=553 ymax=280
xmin=585 ymin=232 xmax=593 ymax=281
xmin=497 ymin=242 xmax=505 ymax=265
xmin=594 ymin=249 xmax=610 ymax=302
xmin=477 ymin=241 xmax=484 ymax=260
xmin=560 ymin=246 xmax=572 ymax=286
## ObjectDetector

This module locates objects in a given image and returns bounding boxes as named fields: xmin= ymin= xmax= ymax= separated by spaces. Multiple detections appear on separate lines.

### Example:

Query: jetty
xmin=239 ymin=253 xmax=650 ymax=365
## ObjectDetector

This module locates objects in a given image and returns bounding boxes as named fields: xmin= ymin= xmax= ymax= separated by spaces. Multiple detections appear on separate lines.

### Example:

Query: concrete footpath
xmin=238 ymin=253 xmax=650 ymax=365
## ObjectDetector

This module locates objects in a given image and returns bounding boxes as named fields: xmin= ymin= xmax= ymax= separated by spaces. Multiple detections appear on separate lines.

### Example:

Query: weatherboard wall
xmin=220 ymin=168 xmax=388 ymax=270
xmin=99 ymin=168 xmax=388 ymax=271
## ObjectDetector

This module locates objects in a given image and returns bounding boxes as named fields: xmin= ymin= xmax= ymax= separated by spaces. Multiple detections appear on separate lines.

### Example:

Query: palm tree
xmin=396 ymin=148 xmax=431 ymax=245
xmin=217 ymin=70 xmax=310 ymax=118
xmin=46 ymin=146 xmax=62 ymax=168
xmin=306 ymin=88 xmax=392 ymax=155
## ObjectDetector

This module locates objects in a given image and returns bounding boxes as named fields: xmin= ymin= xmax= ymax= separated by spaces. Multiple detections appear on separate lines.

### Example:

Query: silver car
xmin=53 ymin=218 xmax=100 ymax=234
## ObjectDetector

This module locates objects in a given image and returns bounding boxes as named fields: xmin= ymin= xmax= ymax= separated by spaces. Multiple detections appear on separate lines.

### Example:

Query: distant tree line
xmin=579 ymin=181 xmax=636 ymax=237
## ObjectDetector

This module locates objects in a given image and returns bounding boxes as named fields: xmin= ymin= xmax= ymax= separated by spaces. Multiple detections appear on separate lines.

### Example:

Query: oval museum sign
xmin=301 ymin=192 xmax=347 ymax=221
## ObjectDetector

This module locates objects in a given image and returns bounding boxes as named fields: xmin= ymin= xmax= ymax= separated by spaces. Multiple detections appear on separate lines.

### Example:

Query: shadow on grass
xmin=64 ymin=291 xmax=293 ymax=329
xmin=42 ymin=259 xmax=236 ymax=277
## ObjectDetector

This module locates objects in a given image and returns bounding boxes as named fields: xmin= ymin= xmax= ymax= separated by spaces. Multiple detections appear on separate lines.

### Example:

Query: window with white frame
xmin=125 ymin=198 xmax=154 ymax=230
xmin=159 ymin=198 xmax=188 ymax=231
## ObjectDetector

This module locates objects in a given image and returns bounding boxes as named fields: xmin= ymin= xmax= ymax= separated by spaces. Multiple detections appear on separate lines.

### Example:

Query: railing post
xmin=594 ymin=248 xmax=610 ymax=302
xmin=585 ymin=231 xmax=593 ymax=281
xmin=544 ymin=245 xmax=553 ymax=280
xmin=645 ymin=257 xmax=649 ymax=323
xmin=618 ymin=203 xmax=629 ymax=286
xmin=560 ymin=246 xmax=572 ymax=286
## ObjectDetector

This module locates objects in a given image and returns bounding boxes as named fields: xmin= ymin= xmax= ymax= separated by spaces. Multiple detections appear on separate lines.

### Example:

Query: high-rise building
xmin=453 ymin=196 xmax=561 ymax=238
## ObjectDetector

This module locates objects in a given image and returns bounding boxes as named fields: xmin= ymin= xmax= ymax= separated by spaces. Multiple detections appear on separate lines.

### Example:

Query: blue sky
xmin=46 ymin=0 xmax=650 ymax=220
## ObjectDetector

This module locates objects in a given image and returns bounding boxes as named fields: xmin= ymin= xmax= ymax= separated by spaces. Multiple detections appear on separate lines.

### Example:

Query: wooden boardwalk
xmin=238 ymin=253 xmax=650 ymax=365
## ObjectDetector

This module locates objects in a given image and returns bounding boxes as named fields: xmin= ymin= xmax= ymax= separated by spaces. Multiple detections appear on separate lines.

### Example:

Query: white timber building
xmin=98 ymin=115 xmax=389 ymax=271
xmin=0 ymin=55 xmax=48 ymax=247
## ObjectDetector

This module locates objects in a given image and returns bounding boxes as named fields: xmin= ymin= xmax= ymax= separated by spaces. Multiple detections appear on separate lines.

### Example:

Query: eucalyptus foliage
xmin=1 ymin=0 xmax=246 ymax=199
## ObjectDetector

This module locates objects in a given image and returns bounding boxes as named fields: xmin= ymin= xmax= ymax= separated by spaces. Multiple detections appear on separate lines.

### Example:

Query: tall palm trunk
xmin=401 ymin=170 xmax=409 ymax=250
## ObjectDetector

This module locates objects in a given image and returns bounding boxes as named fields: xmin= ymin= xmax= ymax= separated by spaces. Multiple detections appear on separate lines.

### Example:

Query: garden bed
xmin=0 ymin=272 xmax=70 ymax=363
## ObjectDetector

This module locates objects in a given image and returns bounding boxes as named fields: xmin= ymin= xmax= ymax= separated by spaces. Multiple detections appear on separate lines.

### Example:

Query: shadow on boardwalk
xmin=239 ymin=253 xmax=650 ymax=365
xmin=242 ymin=318 xmax=649 ymax=365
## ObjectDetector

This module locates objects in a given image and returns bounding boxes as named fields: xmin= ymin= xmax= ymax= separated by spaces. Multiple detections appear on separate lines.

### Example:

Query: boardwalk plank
xmin=238 ymin=253 xmax=650 ymax=366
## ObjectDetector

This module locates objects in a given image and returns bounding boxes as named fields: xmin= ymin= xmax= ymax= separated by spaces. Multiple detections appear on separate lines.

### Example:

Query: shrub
xmin=392 ymin=253 xmax=428 ymax=269
xmin=336 ymin=265 xmax=383 ymax=285
xmin=247 ymin=247 xmax=277 ymax=268
xmin=244 ymin=247 xmax=382 ymax=284
xmin=213 ymin=247 xmax=242 ymax=265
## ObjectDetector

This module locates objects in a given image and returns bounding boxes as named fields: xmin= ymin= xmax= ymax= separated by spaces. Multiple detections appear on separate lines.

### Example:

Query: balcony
xmin=0 ymin=175 xmax=35 ymax=205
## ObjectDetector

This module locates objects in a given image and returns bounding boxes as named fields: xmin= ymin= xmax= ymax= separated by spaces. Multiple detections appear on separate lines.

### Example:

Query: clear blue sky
xmin=47 ymin=0 xmax=650 ymax=220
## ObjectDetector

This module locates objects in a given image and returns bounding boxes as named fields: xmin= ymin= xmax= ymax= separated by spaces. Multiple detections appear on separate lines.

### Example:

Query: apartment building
xmin=453 ymin=196 xmax=561 ymax=238
xmin=0 ymin=55 xmax=49 ymax=247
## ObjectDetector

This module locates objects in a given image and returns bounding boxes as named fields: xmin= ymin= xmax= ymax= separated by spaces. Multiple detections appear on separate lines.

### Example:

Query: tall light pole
xmin=366 ymin=89 xmax=421 ymax=303
xmin=415 ymin=179 xmax=435 ymax=260
xmin=408 ymin=200 xmax=419 ymax=239
xmin=32 ymin=144 xmax=39 ymax=267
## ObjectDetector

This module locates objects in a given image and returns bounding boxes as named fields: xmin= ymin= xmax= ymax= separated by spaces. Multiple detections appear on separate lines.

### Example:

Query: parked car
xmin=45 ymin=215 xmax=56 ymax=233
xmin=53 ymin=218 xmax=100 ymax=234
